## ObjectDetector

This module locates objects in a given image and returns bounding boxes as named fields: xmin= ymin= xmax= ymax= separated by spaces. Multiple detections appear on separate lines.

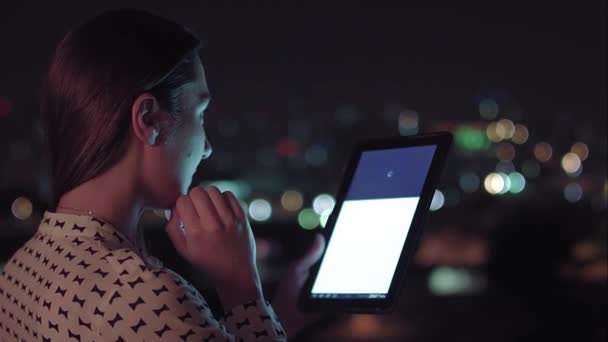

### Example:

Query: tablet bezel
xmin=298 ymin=132 xmax=453 ymax=313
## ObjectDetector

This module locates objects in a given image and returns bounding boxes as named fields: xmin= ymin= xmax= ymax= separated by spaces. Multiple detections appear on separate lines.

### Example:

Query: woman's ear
xmin=131 ymin=93 xmax=166 ymax=146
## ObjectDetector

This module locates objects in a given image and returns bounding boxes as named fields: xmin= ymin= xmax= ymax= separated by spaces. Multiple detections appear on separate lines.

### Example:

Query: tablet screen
xmin=310 ymin=144 xmax=437 ymax=299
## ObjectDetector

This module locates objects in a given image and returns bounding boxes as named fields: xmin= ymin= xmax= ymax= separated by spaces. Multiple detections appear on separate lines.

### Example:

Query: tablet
xmin=298 ymin=132 xmax=452 ymax=313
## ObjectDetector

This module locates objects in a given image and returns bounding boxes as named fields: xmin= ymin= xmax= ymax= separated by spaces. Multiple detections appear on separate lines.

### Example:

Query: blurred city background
xmin=1 ymin=2 xmax=606 ymax=341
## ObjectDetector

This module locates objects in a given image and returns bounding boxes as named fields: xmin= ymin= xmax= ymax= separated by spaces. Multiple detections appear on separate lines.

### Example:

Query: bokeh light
xmin=428 ymin=266 xmax=485 ymax=296
xmin=280 ymin=190 xmax=304 ymax=212
xmin=484 ymin=173 xmax=511 ymax=195
xmin=534 ymin=142 xmax=553 ymax=162
xmin=561 ymin=152 xmax=582 ymax=174
xmin=572 ymin=241 xmax=601 ymax=262
xmin=496 ymin=142 xmax=516 ymax=161
xmin=319 ymin=208 xmax=332 ymax=228
xmin=459 ymin=172 xmax=480 ymax=193
xmin=298 ymin=208 xmax=320 ymax=229
xmin=248 ymin=199 xmax=272 ymax=222
xmin=496 ymin=119 xmax=515 ymax=140
xmin=276 ymin=138 xmax=300 ymax=159
xmin=429 ymin=189 xmax=445 ymax=211
xmin=497 ymin=173 xmax=511 ymax=194
xmin=567 ymin=165 xmax=583 ymax=178
xmin=484 ymin=173 xmax=504 ymax=195
xmin=12 ymin=197 xmax=33 ymax=220
xmin=486 ymin=122 xmax=502 ymax=143
xmin=398 ymin=109 xmax=419 ymax=136
xmin=570 ymin=142 xmax=589 ymax=161
xmin=312 ymin=194 xmax=335 ymax=215
xmin=200 ymin=180 xmax=252 ymax=200
xmin=508 ymin=172 xmax=526 ymax=194
xmin=512 ymin=124 xmax=529 ymax=144
xmin=347 ymin=315 xmax=384 ymax=339
xmin=454 ymin=126 xmax=490 ymax=151
xmin=495 ymin=161 xmax=516 ymax=174
xmin=564 ymin=183 xmax=583 ymax=203
xmin=479 ymin=98 xmax=499 ymax=120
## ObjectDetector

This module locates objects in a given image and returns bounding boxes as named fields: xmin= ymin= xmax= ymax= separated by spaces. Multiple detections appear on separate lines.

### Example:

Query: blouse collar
xmin=38 ymin=210 xmax=161 ymax=267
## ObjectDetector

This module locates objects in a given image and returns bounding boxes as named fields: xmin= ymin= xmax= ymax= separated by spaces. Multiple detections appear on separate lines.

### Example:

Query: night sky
xmin=0 ymin=2 xmax=605 ymax=205
xmin=2 ymin=3 xmax=604 ymax=124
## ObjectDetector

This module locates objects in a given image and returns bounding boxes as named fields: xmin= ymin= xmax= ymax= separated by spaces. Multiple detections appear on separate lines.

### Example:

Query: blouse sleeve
xmin=92 ymin=267 xmax=287 ymax=341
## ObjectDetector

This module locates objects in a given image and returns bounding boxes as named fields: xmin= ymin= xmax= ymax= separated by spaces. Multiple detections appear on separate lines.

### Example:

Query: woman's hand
xmin=272 ymin=233 xmax=326 ymax=338
xmin=165 ymin=186 xmax=263 ymax=309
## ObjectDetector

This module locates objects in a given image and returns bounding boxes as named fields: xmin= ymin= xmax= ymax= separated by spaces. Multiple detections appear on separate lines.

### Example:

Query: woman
xmin=0 ymin=9 xmax=325 ymax=341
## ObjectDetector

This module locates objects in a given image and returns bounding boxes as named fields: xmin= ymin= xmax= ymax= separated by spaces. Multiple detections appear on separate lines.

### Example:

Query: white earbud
xmin=149 ymin=129 xmax=159 ymax=145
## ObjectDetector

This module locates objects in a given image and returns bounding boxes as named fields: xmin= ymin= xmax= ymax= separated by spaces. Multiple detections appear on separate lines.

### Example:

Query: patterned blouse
xmin=0 ymin=211 xmax=287 ymax=341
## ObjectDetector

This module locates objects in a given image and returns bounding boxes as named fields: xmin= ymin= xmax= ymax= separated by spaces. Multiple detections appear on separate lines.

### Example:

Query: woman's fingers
xmin=164 ymin=206 xmax=188 ymax=256
xmin=164 ymin=187 xmax=261 ymax=299
xmin=178 ymin=186 xmax=243 ymax=234
xmin=224 ymin=191 xmax=246 ymax=223
xmin=206 ymin=186 xmax=238 ymax=229
xmin=188 ymin=187 xmax=223 ymax=232
xmin=292 ymin=233 xmax=326 ymax=274
xmin=176 ymin=194 xmax=203 ymax=238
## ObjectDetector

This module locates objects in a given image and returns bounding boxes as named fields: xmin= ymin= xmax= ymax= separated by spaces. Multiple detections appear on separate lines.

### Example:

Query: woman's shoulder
xmin=99 ymin=248 xmax=199 ymax=297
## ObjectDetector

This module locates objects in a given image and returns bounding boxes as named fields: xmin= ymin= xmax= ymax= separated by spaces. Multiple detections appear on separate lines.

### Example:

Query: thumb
xmin=164 ymin=207 xmax=188 ymax=257
xmin=293 ymin=233 xmax=326 ymax=274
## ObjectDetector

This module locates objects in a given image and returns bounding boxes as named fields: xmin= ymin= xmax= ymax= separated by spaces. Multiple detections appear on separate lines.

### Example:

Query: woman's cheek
xmin=187 ymin=133 xmax=205 ymax=174
xmin=166 ymin=135 xmax=191 ymax=187
xmin=192 ymin=127 xmax=207 ymax=163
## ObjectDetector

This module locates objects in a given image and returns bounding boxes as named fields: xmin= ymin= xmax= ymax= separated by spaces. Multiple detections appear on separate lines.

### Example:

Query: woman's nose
xmin=201 ymin=137 xmax=213 ymax=160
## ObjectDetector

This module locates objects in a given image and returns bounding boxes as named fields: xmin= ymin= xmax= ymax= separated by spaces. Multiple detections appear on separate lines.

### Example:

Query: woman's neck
xmin=55 ymin=159 xmax=146 ymax=252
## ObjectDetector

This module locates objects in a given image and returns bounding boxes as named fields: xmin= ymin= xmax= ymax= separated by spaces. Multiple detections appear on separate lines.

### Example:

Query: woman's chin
xmin=184 ymin=173 xmax=197 ymax=193
xmin=181 ymin=182 xmax=191 ymax=195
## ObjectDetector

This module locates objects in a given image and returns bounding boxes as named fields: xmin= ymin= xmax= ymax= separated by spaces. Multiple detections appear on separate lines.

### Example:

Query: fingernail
xmin=164 ymin=209 xmax=171 ymax=221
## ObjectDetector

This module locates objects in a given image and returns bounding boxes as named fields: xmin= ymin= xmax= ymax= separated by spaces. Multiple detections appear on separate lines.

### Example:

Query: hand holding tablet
xmin=299 ymin=132 xmax=452 ymax=313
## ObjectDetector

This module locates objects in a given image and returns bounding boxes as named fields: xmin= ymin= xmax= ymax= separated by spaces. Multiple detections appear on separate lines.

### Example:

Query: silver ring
xmin=179 ymin=221 xmax=185 ymax=236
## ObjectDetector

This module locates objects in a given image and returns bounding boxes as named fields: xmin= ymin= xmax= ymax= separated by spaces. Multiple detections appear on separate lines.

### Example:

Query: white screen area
xmin=311 ymin=197 xmax=420 ymax=294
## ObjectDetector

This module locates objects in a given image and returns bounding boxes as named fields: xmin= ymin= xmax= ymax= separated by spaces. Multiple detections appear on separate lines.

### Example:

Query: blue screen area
xmin=346 ymin=145 xmax=437 ymax=200
xmin=311 ymin=145 xmax=437 ymax=298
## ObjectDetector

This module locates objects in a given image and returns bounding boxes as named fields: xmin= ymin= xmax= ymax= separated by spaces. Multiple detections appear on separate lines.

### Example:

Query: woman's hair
xmin=41 ymin=9 xmax=201 ymax=207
